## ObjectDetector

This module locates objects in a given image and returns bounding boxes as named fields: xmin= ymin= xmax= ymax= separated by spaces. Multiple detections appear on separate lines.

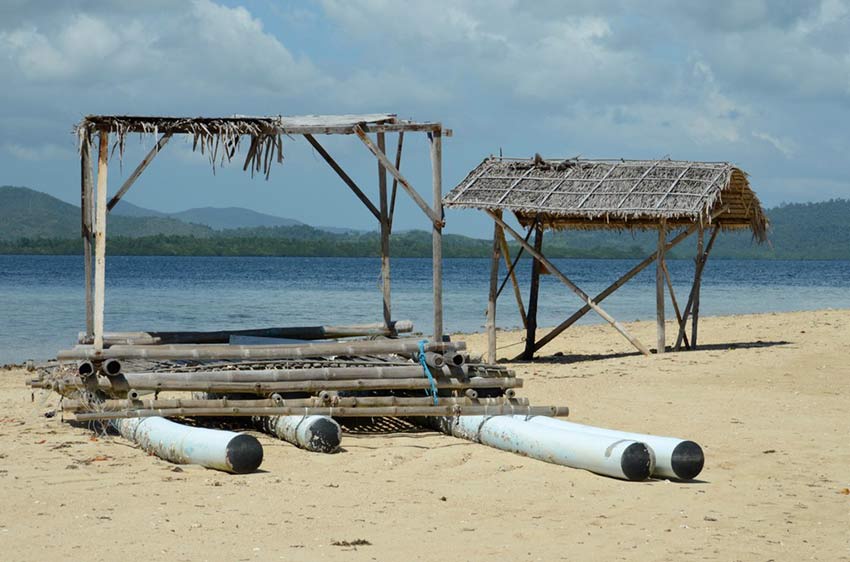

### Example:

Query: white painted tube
xmin=255 ymin=415 xmax=341 ymax=453
xmin=438 ymin=416 xmax=653 ymax=480
xmin=517 ymin=416 xmax=704 ymax=480
xmin=112 ymin=416 xmax=263 ymax=474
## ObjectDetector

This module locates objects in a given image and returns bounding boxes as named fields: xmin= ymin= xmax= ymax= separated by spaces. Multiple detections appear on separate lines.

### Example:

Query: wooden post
xmin=487 ymin=214 xmax=503 ymax=363
xmin=675 ymin=226 xmax=720 ymax=350
xmin=80 ymin=132 xmax=94 ymax=338
xmin=691 ymin=227 xmax=705 ymax=348
xmin=377 ymin=132 xmax=391 ymax=329
xmin=430 ymin=130 xmax=443 ymax=341
xmin=662 ymin=261 xmax=689 ymax=350
xmin=498 ymin=229 xmax=528 ymax=329
xmin=93 ymin=129 xmax=109 ymax=353
xmin=388 ymin=131 xmax=404 ymax=231
xmin=656 ymin=220 xmax=666 ymax=354
xmin=522 ymin=223 xmax=544 ymax=360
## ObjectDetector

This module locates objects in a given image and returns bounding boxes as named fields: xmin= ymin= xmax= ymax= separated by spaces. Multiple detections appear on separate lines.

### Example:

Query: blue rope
xmin=417 ymin=339 xmax=439 ymax=405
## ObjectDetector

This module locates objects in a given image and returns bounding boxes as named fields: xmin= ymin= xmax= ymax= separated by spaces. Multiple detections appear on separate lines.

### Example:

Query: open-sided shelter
xmin=443 ymin=156 xmax=768 ymax=361
xmin=75 ymin=113 xmax=450 ymax=355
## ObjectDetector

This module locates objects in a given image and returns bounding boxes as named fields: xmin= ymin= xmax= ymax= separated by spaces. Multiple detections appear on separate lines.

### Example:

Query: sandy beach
xmin=1 ymin=309 xmax=848 ymax=561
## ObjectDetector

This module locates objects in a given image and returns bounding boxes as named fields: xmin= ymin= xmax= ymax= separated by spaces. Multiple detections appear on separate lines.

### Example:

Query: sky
xmin=0 ymin=0 xmax=848 ymax=236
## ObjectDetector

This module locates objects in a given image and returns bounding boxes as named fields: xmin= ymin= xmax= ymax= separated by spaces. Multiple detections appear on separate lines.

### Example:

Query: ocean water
xmin=1 ymin=255 xmax=849 ymax=364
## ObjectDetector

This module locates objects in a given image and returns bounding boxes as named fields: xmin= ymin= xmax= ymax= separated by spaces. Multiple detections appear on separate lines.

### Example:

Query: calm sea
xmin=1 ymin=255 xmax=849 ymax=365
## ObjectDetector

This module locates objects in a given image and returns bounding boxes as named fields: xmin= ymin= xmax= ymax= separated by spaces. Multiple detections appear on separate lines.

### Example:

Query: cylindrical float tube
xmin=255 ymin=415 xmax=341 ymax=454
xmin=112 ymin=416 xmax=263 ymax=474
xmin=517 ymin=416 xmax=704 ymax=480
xmin=437 ymin=415 xmax=653 ymax=481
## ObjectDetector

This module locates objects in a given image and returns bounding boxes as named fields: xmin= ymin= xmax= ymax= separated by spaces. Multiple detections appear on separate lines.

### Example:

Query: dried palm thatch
xmin=74 ymin=113 xmax=402 ymax=179
xmin=444 ymin=156 xmax=768 ymax=241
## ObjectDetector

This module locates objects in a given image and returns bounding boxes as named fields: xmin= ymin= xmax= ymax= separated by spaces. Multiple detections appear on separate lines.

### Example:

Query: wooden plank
xmin=487 ymin=214 xmax=503 ymax=363
xmin=377 ymin=132 xmax=391 ymax=329
xmin=487 ymin=211 xmax=651 ymax=357
xmin=498 ymin=228 xmax=527 ymax=328
xmin=303 ymin=134 xmax=381 ymax=221
xmin=355 ymin=125 xmax=442 ymax=226
xmin=657 ymin=221 xmax=666 ymax=354
xmin=106 ymin=133 xmax=172 ymax=211
xmin=662 ymin=260 xmax=689 ymax=349
xmin=522 ymin=223 xmax=544 ymax=360
xmin=675 ymin=226 xmax=720 ymax=350
xmin=691 ymin=227 xmax=705 ymax=348
xmin=93 ymin=129 xmax=109 ymax=352
xmin=388 ymin=131 xmax=403 ymax=231
xmin=430 ymin=131 xmax=444 ymax=341
xmin=80 ymin=132 xmax=94 ymax=338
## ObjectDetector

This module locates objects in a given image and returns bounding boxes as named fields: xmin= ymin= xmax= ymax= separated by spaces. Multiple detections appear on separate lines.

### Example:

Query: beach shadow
xmin=509 ymin=340 xmax=791 ymax=365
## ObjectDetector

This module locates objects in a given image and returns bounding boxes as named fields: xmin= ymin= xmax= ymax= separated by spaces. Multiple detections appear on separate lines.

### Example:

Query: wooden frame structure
xmin=75 ymin=113 xmax=450 ymax=356
xmin=444 ymin=156 xmax=768 ymax=361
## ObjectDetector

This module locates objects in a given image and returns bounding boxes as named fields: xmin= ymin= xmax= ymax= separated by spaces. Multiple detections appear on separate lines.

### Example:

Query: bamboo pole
xmin=74 ymin=404 xmax=569 ymax=422
xmin=488 ymin=211 xmax=651 ymax=357
xmin=79 ymin=320 xmax=414 ymax=346
xmin=656 ymin=220 xmax=666 ymax=354
xmin=93 ymin=129 xmax=109 ymax=353
xmin=487 ymin=214 xmax=503 ymax=363
xmin=80 ymin=132 xmax=94 ymax=338
xmin=377 ymin=132 xmax=392 ymax=329
xmin=522 ymin=223 xmax=544 ymax=360
xmin=527 ymin=206 xmax=729 ymax=356
xmin=430 ymin=129 xmax=444 ymax=341
xmin=498 ymin=228 xmax=528 ymax=329
xmin=58 ymin=338 xmax=465 ymax=361
xmin=106 ymin=133 xmax=171 ymax=211
xmin=662 ymin=261 xmax=689 ymax=350
xmin=388 ymin=131 xmax=403 ymax=231
xmin=691 ymin=226 xmax=705 ymax=348
xmin=303 ymin=134 xmax=381 ymax=221
xmin=675 ymin=226 xmax=720 ymax=350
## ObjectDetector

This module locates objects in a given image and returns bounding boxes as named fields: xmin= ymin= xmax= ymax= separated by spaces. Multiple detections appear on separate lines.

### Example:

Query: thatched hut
xmin=443 ymin=156 xmax=768 ymax=360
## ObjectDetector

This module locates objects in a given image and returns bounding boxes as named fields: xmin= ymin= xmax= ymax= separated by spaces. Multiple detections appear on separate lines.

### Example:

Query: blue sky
xmin=1 ymin=0 xmax=848 ymax=236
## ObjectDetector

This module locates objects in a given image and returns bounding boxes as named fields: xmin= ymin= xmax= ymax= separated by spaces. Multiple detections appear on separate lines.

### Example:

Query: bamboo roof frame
xmin=75 ymin=113 xmax=449 ymax=356
xmin=444 ymin=155 xmax=770 ymax=361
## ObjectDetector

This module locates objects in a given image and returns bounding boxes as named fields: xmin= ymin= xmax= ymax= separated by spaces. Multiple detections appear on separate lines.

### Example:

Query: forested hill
xmin=1 ymin=186 xmax=848 ymax=259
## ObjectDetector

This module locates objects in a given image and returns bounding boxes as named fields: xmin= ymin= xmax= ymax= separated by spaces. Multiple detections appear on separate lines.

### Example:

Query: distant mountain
xmin=110 ymin=200 xmax=166 ymax=218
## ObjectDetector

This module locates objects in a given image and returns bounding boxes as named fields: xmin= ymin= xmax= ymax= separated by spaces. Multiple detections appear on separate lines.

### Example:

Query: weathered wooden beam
xmin=662 ymin=260 xmax=689 ymax=350
xmin=93 ymin=129 xmax=109 ymax=352
xmin=388 ymin=131 xmax=403 ymax=231
xmin=691 ymin=227 xmax=705 ymax=348
xmin=488 ymin=210 xmax=651 ymax=357
xmin=80 ymin=132 xmax=94 ymax=338
xmin=377 ymin=132 xmax=392 ymax=328
xmin=656 ymin=220 xmax=666 ymax=354
xmin=498 ymin=228 xmax=528 ymax=329
xmin=354 ymin=125 xmax=442 ymax=226
xmin=303 ymin=134 xmax=381 ymax=221
xmin=430 ymin=130 xmax=444 ymax=341
xmin=487 ymin=213 xmax=503 ymax=363
xmin=522 ymin=223 xmax=544 ymax=360
xmin=106 ymin=133 xmax=172 ymax=212
xmin=675 ymin=226 xmax=720 ymax=350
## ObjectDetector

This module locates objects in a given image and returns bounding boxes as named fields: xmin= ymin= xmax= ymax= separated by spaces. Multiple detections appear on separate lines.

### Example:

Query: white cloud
xmin=752 ymin=131 xmax=797 ymax=158
xmin=3 ymin=142 xmax=74 ymax=161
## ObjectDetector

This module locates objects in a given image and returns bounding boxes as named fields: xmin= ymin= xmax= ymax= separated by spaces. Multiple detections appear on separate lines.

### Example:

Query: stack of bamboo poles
xmin=31 ymin=321 xmax=567 ymax=423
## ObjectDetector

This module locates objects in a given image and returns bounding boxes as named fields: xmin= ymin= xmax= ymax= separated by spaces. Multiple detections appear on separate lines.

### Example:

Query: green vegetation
xmin=1 ymin=186 xmax=848 ymax=259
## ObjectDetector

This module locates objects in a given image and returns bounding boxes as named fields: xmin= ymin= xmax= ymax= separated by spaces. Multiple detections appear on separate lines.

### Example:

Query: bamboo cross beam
xmin=354 ymin=125 xmax=442 ymax=226
xmin=106 ymin=132 xmax=172 ymax=211
xmin=388 ymin=131 xmax=403 ymax=231
xmin=73 ymin=404 xmax=569 ymax=422
xmin=487 ymin=210 xmax=651 ymax=357
xmin=662 ymin=260 xmax=689 ymax=349
xmin=675 ymin=226 xmax=720 ymax=350
xmin=496 ymin=227 xmax=529 ymax=328
xmin=527 ymin=205 xmax=730 ymax=356
xmin=303 ymin=133 xmax=381 ymax=221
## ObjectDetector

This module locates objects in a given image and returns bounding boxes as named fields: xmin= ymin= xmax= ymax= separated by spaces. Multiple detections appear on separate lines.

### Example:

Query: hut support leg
xmin=81 ymin=132 xmax=94 ymax=338
xmin=430 ymin=131 xmax=443 ymax=341
xmin=691 ymin=227 xmax=705 ymax=348
xmin=487 ymin=211 xmax=650 ymax=357
xmin=498 ymin=229 xmax=528 ymax=329
xmin=662 ymin=261 xmax=689 ymax=349
xmin=656 ymin=221 xmax=666 ymax=354
xmin=487 ymin=214 xmax=503 ymax=363
xmin=377 ymin=132 xmax=391 ymax=329
xmin=522 ymin=223 xmax=543 ymax=360
xmin=106 ymin=133 xmax=171 ymax=212
xmin=675 ymin=226 xmax=720 ymax=350
xmin=93 ymin=130 xmax=109 ymax=352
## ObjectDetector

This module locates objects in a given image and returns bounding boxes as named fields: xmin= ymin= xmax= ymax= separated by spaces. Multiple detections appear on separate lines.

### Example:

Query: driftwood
xmin=77 ymin=320 xmax=413 ymax=346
